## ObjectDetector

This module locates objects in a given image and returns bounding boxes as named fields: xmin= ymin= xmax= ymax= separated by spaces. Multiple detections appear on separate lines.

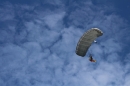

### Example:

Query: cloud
xmin=0 ymin=0 xmax=130 ymax=86
xmin=43 ymin=12 xmax=65 ymax=29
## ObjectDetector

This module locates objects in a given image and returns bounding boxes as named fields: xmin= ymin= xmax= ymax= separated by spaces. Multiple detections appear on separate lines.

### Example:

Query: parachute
xmin=75 ymin=28 xmax=103 ymax=57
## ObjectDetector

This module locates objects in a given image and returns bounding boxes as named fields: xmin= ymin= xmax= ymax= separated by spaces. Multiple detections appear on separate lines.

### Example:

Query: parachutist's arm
xmin=89 ymin=54 xmax=93 ymax=60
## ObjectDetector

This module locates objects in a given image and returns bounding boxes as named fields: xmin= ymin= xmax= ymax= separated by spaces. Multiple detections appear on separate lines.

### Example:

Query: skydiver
xmin=89 ymin=54 xmax=96 ymax=62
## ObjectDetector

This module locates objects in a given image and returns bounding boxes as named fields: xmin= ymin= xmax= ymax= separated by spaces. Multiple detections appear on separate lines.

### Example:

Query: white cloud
xmin=0 ymin=1 xmax=129 ymax=86
xmin=44 ymin=12 xmax=65 ymax=29
xmin=0 ymin=3 xmax=14 ymax=21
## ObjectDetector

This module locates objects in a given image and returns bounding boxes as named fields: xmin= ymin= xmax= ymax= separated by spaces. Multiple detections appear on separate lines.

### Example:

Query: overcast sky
xmin=0 ymin=0 xmax=130 ymax=86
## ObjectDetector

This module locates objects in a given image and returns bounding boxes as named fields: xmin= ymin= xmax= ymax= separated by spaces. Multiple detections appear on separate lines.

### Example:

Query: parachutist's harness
xmin=89 ymin=54 xmax=96 ymax=62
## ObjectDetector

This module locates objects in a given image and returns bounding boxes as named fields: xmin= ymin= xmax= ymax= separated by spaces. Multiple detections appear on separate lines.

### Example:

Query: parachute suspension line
xmin=88 ymin=48 xmax=93 ymax=56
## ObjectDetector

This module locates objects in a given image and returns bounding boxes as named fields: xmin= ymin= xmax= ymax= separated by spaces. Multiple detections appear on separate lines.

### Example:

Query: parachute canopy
xmin=75 ymin=28 xmax=103 ymax=57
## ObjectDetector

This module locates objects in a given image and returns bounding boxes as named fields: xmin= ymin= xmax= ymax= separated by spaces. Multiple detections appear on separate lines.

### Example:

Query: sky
xmin=0 ymin=0 xmax=130 ymax=86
